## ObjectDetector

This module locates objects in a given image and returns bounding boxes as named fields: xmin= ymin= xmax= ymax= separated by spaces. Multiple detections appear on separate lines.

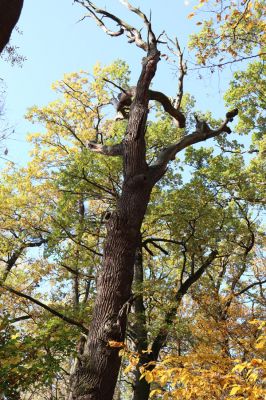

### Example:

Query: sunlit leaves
xmin=188 ymin=0 xmax=266 ymax=67
xmin=123 ymin=322 xmax=265 ymax=399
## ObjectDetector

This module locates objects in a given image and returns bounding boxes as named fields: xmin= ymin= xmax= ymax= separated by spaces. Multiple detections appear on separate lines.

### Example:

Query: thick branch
xmin=153 ymin=109 xmax=238 ymax=169
xmin=142 ymin=237 xmax=185 ymax=256
xmin=145 ymin=240 xmax=169 ymax=256
xmin=142 ymin=237 xmax=184 ymax=247
xmin=149 ymin=90 xmax=185 ymax=128
xmin=114 ymin=87 xmax=186 ymax=127
xmin=87 ymin=141 xmax=123 ymax=156
xmin=0 ymin=284 xmax=88 ymax=333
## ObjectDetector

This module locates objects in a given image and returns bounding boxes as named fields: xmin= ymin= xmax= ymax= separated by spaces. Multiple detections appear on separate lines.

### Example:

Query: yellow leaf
xmin=160 ymin=374 xmax=169 ymax=386
xmin=255 ymin=339 xmax=265 ymax=349
xmin=248 ymin=372 xmax=258 ymax=382
xmin=11 ymin=333 xmax=20 ymax=340
xmin=140 ymin=372 xmax=146 ymax=380
xmin=142 ymin=348 xmax=152 ymax=354
xmin=251 ymin=359 xmax=263 ymax=366
xmin=230 ymin=385 xmax=242 ymax=395
xmin=124 ymin=364 xmax=133 ymax=374
xmin=118 ymin=349 xmax=125 ymax=357
xmin=188 ymin=12 xmax=195 ymax=19
xmin=232 ymin=363 xmax=247 ymax=373
xmin=150 ymin=389 xmax=162 ymax=397
xmin=1 ymin=356 xmax=21 ymax=366
xmin=145 ymin=371 xmax=154 ymax=384
xmin=108 ymin=340 xmax=124 ymax=348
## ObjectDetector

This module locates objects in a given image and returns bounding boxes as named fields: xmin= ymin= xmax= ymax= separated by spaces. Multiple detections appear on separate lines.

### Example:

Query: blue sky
xmin=0 ymin=0 xmax=234 ymax=167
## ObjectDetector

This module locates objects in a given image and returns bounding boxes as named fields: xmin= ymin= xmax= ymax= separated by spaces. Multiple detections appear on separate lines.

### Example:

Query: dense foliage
xmin=0 ymin=1 xmax=265 ymax=399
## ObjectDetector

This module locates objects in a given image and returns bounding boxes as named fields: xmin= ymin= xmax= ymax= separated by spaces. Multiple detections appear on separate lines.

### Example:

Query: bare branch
xmin=235 ymin=279 xmax=266 ymax=297
xmin=188 ymin=53 xmax=265 ymax=71
xmin=102 ymin=78 xmax=128 ymax=94
xmin=152 ymin=109 xmax=238 ymax=169
xmin=165 ymin=35 xmax=187 ymax=110
xmin=149 ymin=89 xmax=185 ymax=128
xmin=59 ymin=262 xmax=95 ymax=280
xmin=81 ymin=168 xmax=117 ymax=198
xmin=75 ymin=0 xmax=124 ymax=37
xmin=75 ymin=0 xmax=148 ymax=51
xmin=113 ymin=86 xmax=185 ymax=127
xmin=0 ymin=284 xmax=88 ymax=333
xmin=119 ymin=0 xmax=157 ymax=48
xmin=174 ymin=40 xmax=187 ymax=110
xmin=87 ymin=141 xmax=123 ymax=156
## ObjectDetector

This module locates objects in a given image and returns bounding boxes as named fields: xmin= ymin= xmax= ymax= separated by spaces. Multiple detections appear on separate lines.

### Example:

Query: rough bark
xmin=70 ymin=48 xmax=161 ymax=400
xmin=0 ymin=0 xmax=24 ymax=54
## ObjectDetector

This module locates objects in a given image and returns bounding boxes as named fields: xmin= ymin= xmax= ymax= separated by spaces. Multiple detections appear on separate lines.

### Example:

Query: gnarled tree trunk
xmin=70 ymin=47 xmax=161 ymax=400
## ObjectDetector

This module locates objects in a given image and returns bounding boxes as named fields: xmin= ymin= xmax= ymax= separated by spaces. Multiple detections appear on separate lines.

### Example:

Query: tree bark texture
xmin=70 ymin=49 xmax=161 ymax=400
xmin=0 ymin=0 xmax=24 ymax=54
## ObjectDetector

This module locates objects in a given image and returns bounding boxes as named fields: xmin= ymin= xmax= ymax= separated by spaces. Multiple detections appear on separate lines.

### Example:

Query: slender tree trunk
xmin=0 ymin=0 xmax=24 ymax=54
xmin=70 ymin=48 xmax=161 ymax=400
xmin=131 ymin=246 xmax=151 ymax=400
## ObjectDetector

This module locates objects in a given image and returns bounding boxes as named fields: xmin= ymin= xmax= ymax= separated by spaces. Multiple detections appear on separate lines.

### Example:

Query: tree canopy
xmin=0 ymin=1 xmax=265 ymax=399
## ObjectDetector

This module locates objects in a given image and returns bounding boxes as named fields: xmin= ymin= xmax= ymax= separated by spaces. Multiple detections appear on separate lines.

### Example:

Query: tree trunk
xmin=131 ymin=246 xmax=151 ymax=400
xmin=0 ymin=0 xmax=24 ymax=54
xmin=70 ymin=48 xmax=161 ymax=400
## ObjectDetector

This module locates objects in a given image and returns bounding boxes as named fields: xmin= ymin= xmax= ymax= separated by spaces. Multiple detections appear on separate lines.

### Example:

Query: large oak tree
xmin=68 ymin=1 xmax=238 ymax=399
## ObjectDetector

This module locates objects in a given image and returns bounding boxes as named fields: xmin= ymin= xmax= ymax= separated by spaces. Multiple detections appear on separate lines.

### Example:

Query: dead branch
xmin=119 ymin=0 xmax=157 ymax=48
xmin=152 ymin=109 xmax=238 ymax=170
xmin=75 ymin=0 xmax=148 ymax=51
xmin=165 ymin=35 xmax=187 ymax=110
